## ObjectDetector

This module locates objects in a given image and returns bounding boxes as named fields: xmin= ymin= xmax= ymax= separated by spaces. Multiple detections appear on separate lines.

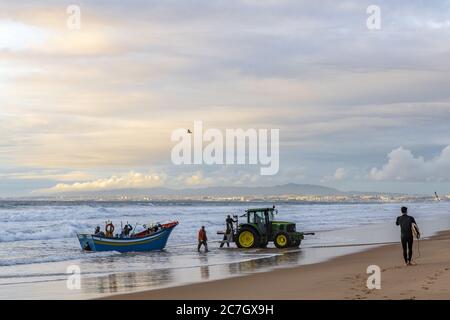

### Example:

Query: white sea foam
xmin=0 ymin=250 xmax=121 ymax=267
xmin=0 ymin=223 xmax=81 ymax=242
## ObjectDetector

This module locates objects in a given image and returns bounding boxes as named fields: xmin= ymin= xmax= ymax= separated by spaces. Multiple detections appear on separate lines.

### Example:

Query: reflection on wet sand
xmin=81 ymin=248 xmax=306 ymax=297
xmin=228 ymin=249 xmax=304 ymax=274
xmin=199 ymin=254 xmax=210 ymax=280
xmin=82 ymin=268 xmax=174 ymax=296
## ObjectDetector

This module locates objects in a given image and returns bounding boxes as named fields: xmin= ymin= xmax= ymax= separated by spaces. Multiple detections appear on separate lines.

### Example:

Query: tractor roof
xmin=245 ymin=207 xmax=275 ymax=213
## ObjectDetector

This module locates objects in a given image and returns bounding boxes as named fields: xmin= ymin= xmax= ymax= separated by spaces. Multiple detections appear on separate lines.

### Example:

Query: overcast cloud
xmin=1 ymin=0 xmax=450 ymax=196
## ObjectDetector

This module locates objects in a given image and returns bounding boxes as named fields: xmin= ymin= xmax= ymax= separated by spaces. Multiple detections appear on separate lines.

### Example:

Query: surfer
xmin=197 ymin=226 xmax=208 ymax=252
xmin=396 ymin=206 xmax=418 ymax=266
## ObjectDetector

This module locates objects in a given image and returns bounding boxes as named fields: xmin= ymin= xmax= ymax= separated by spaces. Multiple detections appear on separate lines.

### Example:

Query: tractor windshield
xmin=248 ymin=212 xmax=265 ymax=224
xmin=247 ymin=210 xmax=274 ymax=224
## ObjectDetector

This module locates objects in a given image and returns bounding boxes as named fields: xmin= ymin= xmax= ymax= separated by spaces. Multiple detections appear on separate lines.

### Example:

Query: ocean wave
xmin=0 ymin=250 xmax=121 ymax=267
xmin=0 ymin=207 xmax=118 ymax=223
xmin=0 ymin=222 xmax=84 ymax=243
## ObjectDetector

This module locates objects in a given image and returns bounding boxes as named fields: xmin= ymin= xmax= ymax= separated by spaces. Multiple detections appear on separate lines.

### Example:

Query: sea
xmin=0 ymin=200 xmax=449 ymax=299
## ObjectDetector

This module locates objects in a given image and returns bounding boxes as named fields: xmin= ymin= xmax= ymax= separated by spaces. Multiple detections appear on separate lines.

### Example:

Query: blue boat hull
xmin=77 ymin=226 xmax=176 ymax=252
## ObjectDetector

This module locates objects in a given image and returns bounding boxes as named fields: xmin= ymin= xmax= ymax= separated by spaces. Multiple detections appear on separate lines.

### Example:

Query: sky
xmin=1 ymin=0 xmax=450 ymax=197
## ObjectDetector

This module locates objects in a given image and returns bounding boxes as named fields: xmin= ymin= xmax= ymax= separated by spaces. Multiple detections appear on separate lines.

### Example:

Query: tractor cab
xmin=233 ymin=206 xmax=310 ymax=249
xmin=245 ymin=207 xmax=274 ymax=229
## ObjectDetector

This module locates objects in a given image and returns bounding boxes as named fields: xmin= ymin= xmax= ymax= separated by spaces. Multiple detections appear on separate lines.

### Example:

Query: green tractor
xmin=233 ymin=207 xmax=313 ymax=249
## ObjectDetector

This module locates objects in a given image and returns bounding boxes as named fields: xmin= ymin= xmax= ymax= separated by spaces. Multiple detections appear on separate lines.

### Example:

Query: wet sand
xmin=106 ymin=231 xmax=450 ymax=300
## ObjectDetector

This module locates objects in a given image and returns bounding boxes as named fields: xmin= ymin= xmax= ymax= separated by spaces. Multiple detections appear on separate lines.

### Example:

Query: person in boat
xmin=197 ymin=226 xmax=208 ymax=252
xmin=94 ymin=226 xmax=105 ymax=237
xmin=147 ymin=224 xmax=159 ymax=234
xmin=396 ymin=206 xmax=418 ymax=266
xmin=220 ymin=215 xmax=237 ymax=248
xmin=105 ymin=222 xmax=115 ymax=237
xmin=121 ymin=224 xmax=133 ymax=238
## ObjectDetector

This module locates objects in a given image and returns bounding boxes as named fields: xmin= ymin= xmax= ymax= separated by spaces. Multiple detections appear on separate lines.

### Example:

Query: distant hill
xmin=48 ymin=183 xmax=345 ymax=198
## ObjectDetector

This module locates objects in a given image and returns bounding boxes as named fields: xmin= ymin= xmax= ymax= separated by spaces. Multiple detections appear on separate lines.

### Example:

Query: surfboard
xmin=412 ymin=223 xmax=420 ymax=239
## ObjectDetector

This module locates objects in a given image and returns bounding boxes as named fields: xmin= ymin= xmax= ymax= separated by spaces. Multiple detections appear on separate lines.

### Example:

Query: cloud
xmin=321 ymin=167 xmax=348 ymax=182
xmin=2 ymin=1 xmax=450 ymax=195
xmin=33 ymin=165 xmax=310 ymax=194
xmin=37 ymin=171 xmax=164 ymax=193
xmin=0 ymin=20 xmax=50 ymax=51
xmin=369 ymin=146 xmax=450 ymax=182
xmin=333 ymin=168 xmax=348 ymax=180
xmin=0 ymin=170 xmax=94 ymax=181
xmin=181 ymin=171 xmax=214 ymax=186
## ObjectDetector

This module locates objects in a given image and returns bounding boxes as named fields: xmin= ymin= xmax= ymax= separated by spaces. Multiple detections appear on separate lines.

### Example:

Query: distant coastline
xmin=2 ymin=183 xmax=447 ymax=203
xmin=2 ymin=183 xmax=448 ymax=202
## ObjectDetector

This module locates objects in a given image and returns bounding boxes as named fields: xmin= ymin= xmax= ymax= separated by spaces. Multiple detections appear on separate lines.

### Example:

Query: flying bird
xmin=187 ymin=129 xmax=192 ymax=134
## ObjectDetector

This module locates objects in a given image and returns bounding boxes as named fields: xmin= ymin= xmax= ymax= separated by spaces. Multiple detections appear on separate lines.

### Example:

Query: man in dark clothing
xmin=396 ymin=206 xmax=417 ymax=265
xmin=226 ymin=215 xmax=237 ymax=232
xmin=220 ymin=215 xmax=237 ymax=248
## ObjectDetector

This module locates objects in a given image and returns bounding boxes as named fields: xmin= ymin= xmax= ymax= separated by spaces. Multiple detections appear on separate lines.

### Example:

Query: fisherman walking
xmin=396 ymin=206 xmax=419 ymax=266
xmin=198 ymin=226 xmax=208 ymax=252
xmin=220 ymin=215 xmax=237 ymax=248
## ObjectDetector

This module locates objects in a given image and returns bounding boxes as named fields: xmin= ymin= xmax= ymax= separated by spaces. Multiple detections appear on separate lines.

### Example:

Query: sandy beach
xmin=106 ymin=231 xmax=450 ymax=300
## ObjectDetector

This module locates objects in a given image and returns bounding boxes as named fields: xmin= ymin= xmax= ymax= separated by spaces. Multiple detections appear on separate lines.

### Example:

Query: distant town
xmin=19 ymin=193 xmax=449 ymax=203
xmin=3 ymin=183 xmax=448 ymax=203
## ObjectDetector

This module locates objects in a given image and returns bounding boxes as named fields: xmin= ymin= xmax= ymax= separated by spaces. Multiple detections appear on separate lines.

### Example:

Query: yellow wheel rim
xmin=239 ymin=231 xmax=254 ymax=248
xmin=276 ymin=234 xmax=287 ymax=246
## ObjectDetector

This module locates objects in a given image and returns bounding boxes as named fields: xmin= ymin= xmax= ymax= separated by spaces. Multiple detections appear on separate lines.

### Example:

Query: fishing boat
xmin=77 ymin=221 xmax=178 ymax=252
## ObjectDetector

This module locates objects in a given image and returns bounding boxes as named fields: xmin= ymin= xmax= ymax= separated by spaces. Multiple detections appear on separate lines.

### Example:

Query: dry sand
xmin=106 ymin=231 xmax=450 ymax=300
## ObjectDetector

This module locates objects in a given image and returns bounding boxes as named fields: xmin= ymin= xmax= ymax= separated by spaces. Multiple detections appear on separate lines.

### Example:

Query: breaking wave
xmin=0 ymin=223 xmax=81 ymax=243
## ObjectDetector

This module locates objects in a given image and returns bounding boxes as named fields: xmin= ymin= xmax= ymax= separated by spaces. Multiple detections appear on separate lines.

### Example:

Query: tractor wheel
xmin=236 ymin=227 xmax=260 ymax=248
xmin=274 ymin=232 xmax=291 ymax=249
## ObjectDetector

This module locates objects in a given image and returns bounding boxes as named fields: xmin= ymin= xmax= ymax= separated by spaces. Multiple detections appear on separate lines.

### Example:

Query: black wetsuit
xmin=396 ymin=214 xmax=416 ymax=263
xmin=226 ymin=217 xmax=236 ymax=233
